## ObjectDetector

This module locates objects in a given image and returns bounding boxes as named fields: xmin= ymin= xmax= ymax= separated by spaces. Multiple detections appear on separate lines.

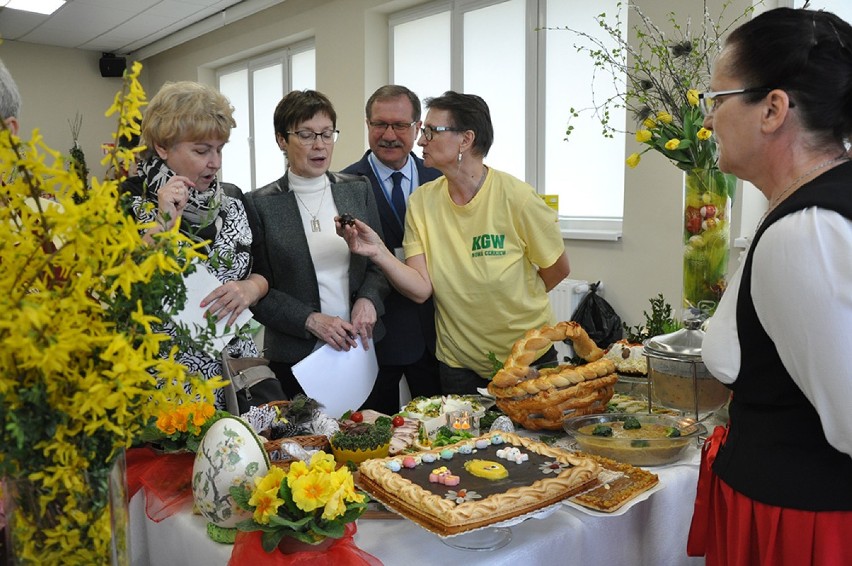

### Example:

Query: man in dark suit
xmin=342 ymin=85 xmax=442 ymax=414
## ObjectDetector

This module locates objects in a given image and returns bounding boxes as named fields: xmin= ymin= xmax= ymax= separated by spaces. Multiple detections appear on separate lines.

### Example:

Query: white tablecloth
xmin=129 ymin=445 xmax=704 ymax=566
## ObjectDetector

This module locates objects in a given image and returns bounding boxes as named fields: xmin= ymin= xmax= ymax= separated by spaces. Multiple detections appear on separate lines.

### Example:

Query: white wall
xmin=1 ymin=0 xmax=755 ymax=330
xmin=1 ymin=40 xmax=127 ymax=178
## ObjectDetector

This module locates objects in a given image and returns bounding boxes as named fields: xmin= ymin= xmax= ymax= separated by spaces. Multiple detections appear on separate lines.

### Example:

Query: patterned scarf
xmin=139 ymin=156 xmax=224 ymax=249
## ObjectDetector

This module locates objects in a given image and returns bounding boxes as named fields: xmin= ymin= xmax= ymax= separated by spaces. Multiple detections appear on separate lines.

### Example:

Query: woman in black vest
xmin=687 ymin=8 xmax=852 ymax=565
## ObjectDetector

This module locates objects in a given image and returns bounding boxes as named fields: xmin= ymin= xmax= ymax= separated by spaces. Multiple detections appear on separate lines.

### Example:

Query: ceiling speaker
xmin=99 ymin=54 xmax=126 ymax=78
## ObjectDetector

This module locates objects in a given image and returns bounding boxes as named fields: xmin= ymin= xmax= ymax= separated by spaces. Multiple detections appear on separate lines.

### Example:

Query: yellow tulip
xmin=665 ymin=139 xmax=681 ymax=150
xmin=657 ymin=111 xmax=673 ymax=124
xmin=697 ymin=127 xmax=712 ymax=141
xmin=687 ymin=89 xmax=700 ymax=106
xmin=642 ymin=117 xmax=656 ymax=129
xmin=626 ymin=153 xmax=641 ymax=168
xmin=635 ymin=130 xmax=652 ymax=143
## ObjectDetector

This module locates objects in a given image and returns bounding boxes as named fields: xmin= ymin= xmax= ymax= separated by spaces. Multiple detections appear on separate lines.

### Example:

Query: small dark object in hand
xmin=339 ymin=213 xmax=356 ymax=227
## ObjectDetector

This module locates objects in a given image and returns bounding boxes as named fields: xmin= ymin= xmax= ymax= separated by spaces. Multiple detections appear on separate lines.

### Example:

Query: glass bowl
xmin=563 ymin=413 xmax=706 ymax=466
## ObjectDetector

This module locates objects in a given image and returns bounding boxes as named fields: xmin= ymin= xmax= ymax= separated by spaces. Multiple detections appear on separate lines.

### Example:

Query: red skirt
xmin=688 ymin=426 xmax=852 ymax=566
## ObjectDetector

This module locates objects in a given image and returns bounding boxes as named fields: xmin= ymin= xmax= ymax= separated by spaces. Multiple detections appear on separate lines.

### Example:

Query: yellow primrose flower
xmin=290 ymin=470 xmax=334 ymax=513
xmin=697 ymin=127 xmax=713 ymax=141
xmin=321 ymin=485 xmax=348 ymax=521
xmin=665 ymin=139 xmax=681 ymax=151
xmin=687 ymin=89 xmax=700 ymax=106
xmin=249 ymin=481 xmax=285 ymax=525
xmin=635 ymin=130 xmax=652 ymax=143
xmin=309 ymin=451 xmax=337 ymax=474
xmin=657 ymin=111 xmax=673 ymax=124
xmin=642 ymin=117 xmax=656 ymax=129
xmin=626 ymin=153 xmax=641 ymax=168
xmin=255 ymin=465 xmax=286 ymax=494
xmin=287 ymin=460 xmax=309 ymax=485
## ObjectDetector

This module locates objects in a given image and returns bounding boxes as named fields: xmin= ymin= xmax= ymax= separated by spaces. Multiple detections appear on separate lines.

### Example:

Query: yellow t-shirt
xmin=403 ymin=167 xmax=564 ymax=378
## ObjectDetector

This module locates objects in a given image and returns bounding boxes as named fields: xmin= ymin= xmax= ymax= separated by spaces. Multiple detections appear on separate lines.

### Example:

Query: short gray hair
xmin=0 ymin=58 xmax=21 ymax=122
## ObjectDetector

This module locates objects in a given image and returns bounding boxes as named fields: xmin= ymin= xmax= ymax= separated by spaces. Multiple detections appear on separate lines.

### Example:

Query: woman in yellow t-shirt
xmin=338 ymin=91 xmax=569 ymax=394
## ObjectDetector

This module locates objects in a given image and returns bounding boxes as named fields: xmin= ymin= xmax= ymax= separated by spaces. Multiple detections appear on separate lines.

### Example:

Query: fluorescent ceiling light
xmin=2 ymin=0 xmax=66 ymax=15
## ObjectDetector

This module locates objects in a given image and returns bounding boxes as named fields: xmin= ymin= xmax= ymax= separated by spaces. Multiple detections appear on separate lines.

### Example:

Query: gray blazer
xmin=244 ymin=171 xmax=389 ymax=365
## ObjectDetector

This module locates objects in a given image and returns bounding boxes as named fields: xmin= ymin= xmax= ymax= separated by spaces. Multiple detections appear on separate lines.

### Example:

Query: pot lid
xmin=643 ymin=318 xmax=705 ymax=360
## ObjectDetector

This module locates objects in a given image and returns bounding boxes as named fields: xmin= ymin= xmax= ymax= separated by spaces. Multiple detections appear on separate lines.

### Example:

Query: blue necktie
xmin=390 ymin=171 xmax=406 ymax=225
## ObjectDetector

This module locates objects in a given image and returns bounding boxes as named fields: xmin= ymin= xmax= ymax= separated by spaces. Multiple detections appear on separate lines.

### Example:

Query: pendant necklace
xmin=293 ymin=183 xmax=328 ymax=232
xmin=461 ymin=166 xmax=488 ymax=205
xmin=756 ymin=154 xmax=849 ymax=229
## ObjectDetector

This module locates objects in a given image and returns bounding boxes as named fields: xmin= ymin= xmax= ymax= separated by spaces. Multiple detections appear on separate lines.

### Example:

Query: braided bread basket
xmin=487 ymin=321 xmax=617 ymax=430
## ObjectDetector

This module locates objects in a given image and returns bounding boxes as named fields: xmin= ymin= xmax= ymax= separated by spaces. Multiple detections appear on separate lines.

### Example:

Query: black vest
xmin=712 ymin=161 xmax=852 ymax=510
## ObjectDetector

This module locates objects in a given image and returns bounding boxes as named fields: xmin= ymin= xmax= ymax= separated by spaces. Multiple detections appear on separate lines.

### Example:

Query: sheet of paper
xmin=177 ymin=264 xmax=254 ymax=354
xmin=292 ymin=340 xmax=378 ymax=419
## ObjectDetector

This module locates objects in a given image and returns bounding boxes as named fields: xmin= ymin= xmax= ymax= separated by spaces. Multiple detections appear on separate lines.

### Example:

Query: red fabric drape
xmin=229 ymin=523 xmax=383 ymax=566
xmin=126 ymin=446 xmax=195 ymax=522
xmin=687 ymin=424 xmax=727 ymax=555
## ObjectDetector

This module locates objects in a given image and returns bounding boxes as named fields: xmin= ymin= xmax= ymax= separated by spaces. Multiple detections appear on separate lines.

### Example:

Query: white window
xmin=390 ymin=0 xmax=624 ymax=240
xmin=218 ymin=42 xmax=316 ymax=192
xmin=791 ymin=0 xmax=852 ymax=22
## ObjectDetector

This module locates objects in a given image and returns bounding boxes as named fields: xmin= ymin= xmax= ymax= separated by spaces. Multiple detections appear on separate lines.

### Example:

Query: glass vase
xmin=682 ymin=167 xmax=736 ymax=315
xmin=3 ymin=450 xmax=129 ymax=565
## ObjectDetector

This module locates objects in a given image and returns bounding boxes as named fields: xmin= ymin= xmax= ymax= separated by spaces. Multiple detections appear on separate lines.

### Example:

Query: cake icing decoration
xmin=495 ymin=446 xmax=529 ymax=464
xmin=445 ymin=489 xmax=482 ymax=504
xmin=464 ymin=459 xmax=508 ymax=480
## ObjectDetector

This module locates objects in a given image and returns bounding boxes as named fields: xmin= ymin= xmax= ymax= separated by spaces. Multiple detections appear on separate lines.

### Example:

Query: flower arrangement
xmin=140 ymin=400 xmax=229 ymax=453
xmin=555 ymin=1 xmax=753 ymax=314
xmin=556 ymin=0 xmax=754 ymax=172
xmin=0 ymin=61 xmax=222 ymax=563
xmin=230 ymin=452 xmax=368 ymax=551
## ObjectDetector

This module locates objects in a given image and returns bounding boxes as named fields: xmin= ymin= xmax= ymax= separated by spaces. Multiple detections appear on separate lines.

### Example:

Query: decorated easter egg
xmin=192 ymin=416 xmax=270 ymax=528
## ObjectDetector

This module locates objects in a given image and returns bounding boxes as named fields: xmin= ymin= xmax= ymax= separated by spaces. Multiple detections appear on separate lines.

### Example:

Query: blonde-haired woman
xmin=123 ymin=81 xmax=271 ymax=409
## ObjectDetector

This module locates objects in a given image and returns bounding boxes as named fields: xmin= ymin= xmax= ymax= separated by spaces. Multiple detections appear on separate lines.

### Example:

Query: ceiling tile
xmin=0 ymin=0 xmax=253 ymax=54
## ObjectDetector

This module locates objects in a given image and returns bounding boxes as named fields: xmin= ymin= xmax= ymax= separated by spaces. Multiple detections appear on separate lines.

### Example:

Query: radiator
xmin=549 ymin=279 xmax=600 ymax=322
xmin=548 ymin=279 xmax=602 ymax=360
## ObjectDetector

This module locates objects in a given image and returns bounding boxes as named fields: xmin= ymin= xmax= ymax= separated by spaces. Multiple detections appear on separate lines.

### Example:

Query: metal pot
xmin=643 ymin=318 xmax=729 ymax=421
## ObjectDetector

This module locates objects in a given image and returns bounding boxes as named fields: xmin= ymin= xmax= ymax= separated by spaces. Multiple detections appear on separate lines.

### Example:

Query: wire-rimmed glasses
xmin=286 ymin=129 xmax=340 ymax=145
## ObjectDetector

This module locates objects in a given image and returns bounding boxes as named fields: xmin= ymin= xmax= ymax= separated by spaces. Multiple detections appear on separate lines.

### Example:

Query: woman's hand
xmin=156 ymin=175 xmax=193 ymax=229
xmin=305 ymin=312 xmax=358 ymax=351
xmin=350 ymin=297 xmax=377 ymax=350
xmin=336 ymin=216 xmax=385 ymax=259
xmin=200 ymin=278 xmax=264 ymax=327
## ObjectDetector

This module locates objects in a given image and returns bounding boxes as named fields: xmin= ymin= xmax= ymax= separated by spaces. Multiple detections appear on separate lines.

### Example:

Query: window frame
xmin=388 ymin=0 xmax=623 ymax=241
xmin=216 ymin=39 xmax=315 ymax=192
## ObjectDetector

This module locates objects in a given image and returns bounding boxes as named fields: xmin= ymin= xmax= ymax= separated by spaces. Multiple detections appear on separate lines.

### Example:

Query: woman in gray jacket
xmin=244 ymin=90 xmax=388 ymax=399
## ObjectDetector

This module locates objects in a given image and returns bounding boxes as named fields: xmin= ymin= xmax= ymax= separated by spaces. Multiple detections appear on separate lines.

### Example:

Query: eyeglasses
xmin=286 ymin=129 xmax=340 ymax=145
xmin=368 ymin=121 xmax=417 ymax=133
xmin=419 ymin=125 xmax=463 ymax=141
xmin=698 ymin=88 xmax=774 ymax=116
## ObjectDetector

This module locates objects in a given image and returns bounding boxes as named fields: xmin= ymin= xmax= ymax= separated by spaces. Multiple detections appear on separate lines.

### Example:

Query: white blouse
xmin=703 ymin=208 xmax=852 ymax=457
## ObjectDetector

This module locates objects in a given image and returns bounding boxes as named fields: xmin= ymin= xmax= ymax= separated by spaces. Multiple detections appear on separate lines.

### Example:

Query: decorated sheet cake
xmin=356 ymin=431 xmax=601 ymax=536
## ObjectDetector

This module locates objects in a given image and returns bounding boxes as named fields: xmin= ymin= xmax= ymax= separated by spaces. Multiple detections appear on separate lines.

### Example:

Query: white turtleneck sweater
xmin=288 ymin=171 xmax=350 ymax=323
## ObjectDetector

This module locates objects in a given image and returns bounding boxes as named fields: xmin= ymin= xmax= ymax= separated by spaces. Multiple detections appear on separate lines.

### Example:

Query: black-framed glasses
xmin=698 ymin=88 xmax=775 ymax=116
xmin=368 ymin=121 xmax=417 ymax=133
xmin=420 ymin=125 xmax=463 ymax=141
xmin=286 ymin=129 xmax=340 ymax=145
